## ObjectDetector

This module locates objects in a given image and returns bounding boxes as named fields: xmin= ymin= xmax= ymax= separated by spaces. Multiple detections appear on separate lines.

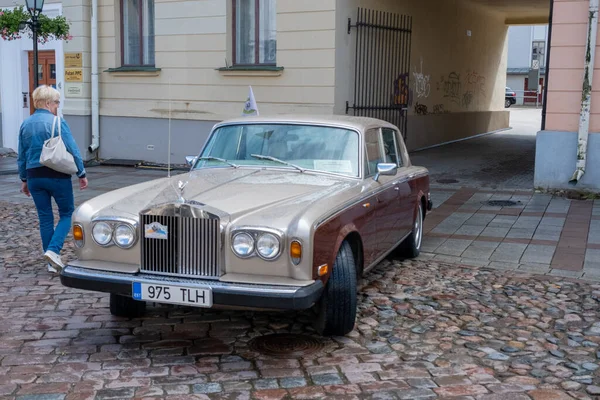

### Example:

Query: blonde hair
xmin=32 ymin=85 xmax=60 ymax=110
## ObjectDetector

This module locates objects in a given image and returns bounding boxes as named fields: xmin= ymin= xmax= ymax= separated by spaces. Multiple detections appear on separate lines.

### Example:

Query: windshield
xmin=194 ymin=123 xmax=360 ymax=177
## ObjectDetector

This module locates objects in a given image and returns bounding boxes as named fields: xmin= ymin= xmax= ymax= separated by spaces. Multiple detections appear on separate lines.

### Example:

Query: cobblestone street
xmin=3 ymin=198 xmax=600 ymax=399
xmin=1 ymin=110 xmax=599 ymax=399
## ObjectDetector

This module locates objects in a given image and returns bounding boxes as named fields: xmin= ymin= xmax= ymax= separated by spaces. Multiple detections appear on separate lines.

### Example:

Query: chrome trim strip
xmin=363 ymin=231 xmax=412 ymax=274
xmin=63 ymin=266 xmax=310 ymax=294
xmin=92 ymin=215 xmax=139 ymax=228
xmin=315 ymin=174 xmax=413 ymax=229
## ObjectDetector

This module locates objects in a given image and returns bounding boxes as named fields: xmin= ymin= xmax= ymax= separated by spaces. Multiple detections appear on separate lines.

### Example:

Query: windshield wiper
xmin=196 ymin=156 xmax=238 ymax=168
xmin=250 ymin=154 xmax=305 ymax=172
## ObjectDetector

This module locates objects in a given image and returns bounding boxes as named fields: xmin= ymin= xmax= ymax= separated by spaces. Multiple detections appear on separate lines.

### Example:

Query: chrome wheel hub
xmin=415 ymin=205 xmax=423 ymax=249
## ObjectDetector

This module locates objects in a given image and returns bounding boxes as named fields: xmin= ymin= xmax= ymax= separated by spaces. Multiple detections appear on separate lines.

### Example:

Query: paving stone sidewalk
xmin=423 ymin=186 xmax=600 ymax=281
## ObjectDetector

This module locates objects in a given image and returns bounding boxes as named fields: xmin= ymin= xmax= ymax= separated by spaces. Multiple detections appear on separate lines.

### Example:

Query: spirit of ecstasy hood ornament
xmin=176 ymin=180 xmax=188 ymax=203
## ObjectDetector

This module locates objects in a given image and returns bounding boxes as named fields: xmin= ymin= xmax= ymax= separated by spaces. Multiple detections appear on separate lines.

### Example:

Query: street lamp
xmin=24 ymin=0 xmax=45 ymax=90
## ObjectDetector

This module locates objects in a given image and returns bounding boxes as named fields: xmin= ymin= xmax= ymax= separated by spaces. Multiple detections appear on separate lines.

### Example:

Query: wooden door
xmin=28 ymin=50 xmax=56 ymax=114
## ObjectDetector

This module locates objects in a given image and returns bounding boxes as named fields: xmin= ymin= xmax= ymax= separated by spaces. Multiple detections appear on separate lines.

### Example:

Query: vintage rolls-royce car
xmin=60 ymin=115 xmax=431 ymax=336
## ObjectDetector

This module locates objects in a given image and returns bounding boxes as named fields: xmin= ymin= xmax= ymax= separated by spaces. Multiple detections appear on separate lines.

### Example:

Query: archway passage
xmin=411 ymin=108 xmax=540 ymax=191
xmin=400 ymin=0 xmax=551 ymax=191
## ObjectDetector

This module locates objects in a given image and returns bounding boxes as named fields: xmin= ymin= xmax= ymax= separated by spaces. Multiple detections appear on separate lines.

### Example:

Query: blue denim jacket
xmin=17 ymin=109 xmax=86 ymax=181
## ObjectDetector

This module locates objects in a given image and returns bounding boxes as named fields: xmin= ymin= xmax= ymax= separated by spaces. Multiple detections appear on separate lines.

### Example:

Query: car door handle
xmin=394 ymin=186 xmax=400 ymax=191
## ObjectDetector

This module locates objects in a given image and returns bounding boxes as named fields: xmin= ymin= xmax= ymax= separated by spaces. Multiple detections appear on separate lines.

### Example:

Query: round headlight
xmin=256 ymin=233 xmax=280 ymax=260
xmin=232 ymin=232 xmax=254 ymax=257
xmin=114 ymin=224 xmax=135 ymax=248
xmin=92 ymin=222 xmax=112 ymax=246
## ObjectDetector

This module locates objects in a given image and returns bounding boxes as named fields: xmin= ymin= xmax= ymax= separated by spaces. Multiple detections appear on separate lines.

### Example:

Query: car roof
xmin=214 ymin=114 xmax=401 ymax=133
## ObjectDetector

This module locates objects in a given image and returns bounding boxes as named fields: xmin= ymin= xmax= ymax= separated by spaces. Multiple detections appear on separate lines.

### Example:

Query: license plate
xmin=132 ymin=282 xmax=212 ymax=307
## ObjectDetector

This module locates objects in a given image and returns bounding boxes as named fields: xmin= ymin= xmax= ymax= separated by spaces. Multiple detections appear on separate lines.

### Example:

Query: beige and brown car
xmin=61 ymin=115 xmax=432 ymax=336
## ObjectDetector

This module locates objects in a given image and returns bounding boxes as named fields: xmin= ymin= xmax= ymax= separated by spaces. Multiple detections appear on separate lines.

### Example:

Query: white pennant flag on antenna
xmin=242 ymin=86 xmax=259 ymax=117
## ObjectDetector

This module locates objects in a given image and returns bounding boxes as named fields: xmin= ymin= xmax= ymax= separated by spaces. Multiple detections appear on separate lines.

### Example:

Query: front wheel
xmin=313 ymin=240 xmax=357 ymax=336
xmin=399 ymin=202 xmax=424 ymax=258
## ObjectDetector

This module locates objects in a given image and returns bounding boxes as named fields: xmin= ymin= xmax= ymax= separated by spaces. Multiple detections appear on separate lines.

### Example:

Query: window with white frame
xmin=532 ymin=40 xmax=545 ymax=69
xmin=232 ymin=0 xmax=276 ymax=66
xmin=121 ymin=0 xmax=155 ymax=66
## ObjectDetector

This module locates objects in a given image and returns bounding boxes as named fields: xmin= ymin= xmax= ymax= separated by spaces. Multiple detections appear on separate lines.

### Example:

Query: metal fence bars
xmin=346 ymin=8 xmax=413 ymax=141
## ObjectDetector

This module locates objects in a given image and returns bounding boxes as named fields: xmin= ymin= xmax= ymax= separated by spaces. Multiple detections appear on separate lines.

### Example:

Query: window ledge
xmin=217 ymin=66 xmax=284 ymax=77
xmin=105 ymin=66 xmax=161 ymax=77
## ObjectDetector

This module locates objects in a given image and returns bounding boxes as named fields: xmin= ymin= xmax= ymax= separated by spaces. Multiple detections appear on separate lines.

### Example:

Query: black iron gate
xmin=346 ymin=8 xmax=412 ymax=141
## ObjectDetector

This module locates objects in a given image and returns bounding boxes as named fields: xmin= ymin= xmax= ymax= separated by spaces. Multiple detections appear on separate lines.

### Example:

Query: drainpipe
xmin=541 ymin=0 xmax=554 ymax=131
xmin=88 ymin=0 xmax=100 ymax=154
xmin=570 ymin=0 xmax=599 ymax=184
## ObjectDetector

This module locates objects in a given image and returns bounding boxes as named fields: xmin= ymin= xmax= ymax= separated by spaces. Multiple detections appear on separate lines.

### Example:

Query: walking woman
xmin=17 ymin=85 xmax=88 ymax=273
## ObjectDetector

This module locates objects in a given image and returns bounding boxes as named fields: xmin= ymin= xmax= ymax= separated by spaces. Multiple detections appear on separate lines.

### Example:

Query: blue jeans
xmin=28 ymin=177 xmax=75 ymax=254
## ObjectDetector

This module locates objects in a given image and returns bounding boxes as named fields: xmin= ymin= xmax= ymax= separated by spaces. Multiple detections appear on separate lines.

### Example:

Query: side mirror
xmin=373 ymin=163 xmax=397 ymax=182
xmin=185 ymin=155 xmax=197 ymax=166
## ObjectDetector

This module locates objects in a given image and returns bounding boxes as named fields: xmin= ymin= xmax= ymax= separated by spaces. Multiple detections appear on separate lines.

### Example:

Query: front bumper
xmin=60 ymin=266 xmax=324 ymax=310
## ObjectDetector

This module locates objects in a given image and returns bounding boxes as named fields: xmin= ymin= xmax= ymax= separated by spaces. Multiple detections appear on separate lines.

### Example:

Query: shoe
xmin=47 ymin=263 xmax=58 ymax=273
xmin=44 ymin=250 xmax=65 ymax=272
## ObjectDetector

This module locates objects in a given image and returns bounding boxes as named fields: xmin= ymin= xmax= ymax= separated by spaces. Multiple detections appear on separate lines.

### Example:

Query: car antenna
xmin=167 ymin=76 xmax=172 ymax=179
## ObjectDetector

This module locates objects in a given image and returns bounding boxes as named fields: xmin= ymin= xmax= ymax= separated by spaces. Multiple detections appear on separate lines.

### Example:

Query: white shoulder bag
xmin=39 ymin=115 xmax=78 ymax=175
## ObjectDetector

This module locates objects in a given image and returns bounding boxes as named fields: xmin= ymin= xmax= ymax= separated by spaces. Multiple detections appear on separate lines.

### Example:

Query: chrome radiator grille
xmin=140 ymin=213 xmax=220 ymax=278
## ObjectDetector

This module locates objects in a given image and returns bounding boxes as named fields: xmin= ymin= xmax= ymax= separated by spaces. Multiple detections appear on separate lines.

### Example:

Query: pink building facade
xmin=536 ymin=0 xmax=600 ymax=191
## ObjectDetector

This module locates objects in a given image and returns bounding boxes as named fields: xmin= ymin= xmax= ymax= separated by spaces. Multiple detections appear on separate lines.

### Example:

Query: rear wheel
xmin=505 ymin=99 xmax=512 ymax=108
xmin=110 ymin=293 xmax=146 ymax=318
xmin=313 ymin=240 xmax=357 ymax=336
xmin=399 ymin=202 xmax=424 ymax=258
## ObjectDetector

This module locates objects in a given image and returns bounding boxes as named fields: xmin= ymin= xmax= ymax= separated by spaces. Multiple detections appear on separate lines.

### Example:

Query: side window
xmin=381 ymin=128 xmax=402 ymax=167
xmin=364 ymin=128 xmax=383 ymax=176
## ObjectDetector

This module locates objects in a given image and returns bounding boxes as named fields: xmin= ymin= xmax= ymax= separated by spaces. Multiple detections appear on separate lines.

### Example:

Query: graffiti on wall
xmin=432 ymin=104 xmax=449 ymax=114
xmin=434 ymin=70 xmax=487 ymax=110
xmin=412 ymin=58 xmax=431 ymax=99
xmin=411 ymin=68 xmax=487 ymax=116
xmin=466 ymin=70 xmax=486 ymax=98
xmin=414 ymin=102 xmax=428 ymax=115
xmin=437 ymin=72 xmax=462 ymax=104
xmin=461 ymin=91 xmax=473 ymax=109
xmin=393 ymin=73 xmax=412 ymax=106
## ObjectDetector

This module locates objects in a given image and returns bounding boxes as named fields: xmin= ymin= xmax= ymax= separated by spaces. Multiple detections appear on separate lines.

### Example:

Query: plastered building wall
xmin=335 ymin=0 xmax=510 ymax=151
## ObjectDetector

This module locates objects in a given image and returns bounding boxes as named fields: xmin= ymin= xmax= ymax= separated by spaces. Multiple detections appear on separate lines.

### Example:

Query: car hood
xmin=90 ymin=168 xmax=358 ymax=223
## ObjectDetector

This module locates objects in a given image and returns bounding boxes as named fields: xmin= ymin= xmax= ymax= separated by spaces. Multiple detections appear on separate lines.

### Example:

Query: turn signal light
xmin=290 ymin=241 xmax=302 ymax=258
xmin=318 ymin=264 xmax=328 ymax=276
xmin=73 ymin=225 xmax=84 ymax=241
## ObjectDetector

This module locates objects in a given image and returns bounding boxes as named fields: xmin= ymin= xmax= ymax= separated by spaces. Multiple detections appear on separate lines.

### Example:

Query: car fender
xmin=319 ymin=223 xmax=362 ymax=285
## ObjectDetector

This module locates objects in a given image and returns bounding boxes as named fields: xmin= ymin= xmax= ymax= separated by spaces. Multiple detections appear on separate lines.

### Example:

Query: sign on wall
xmin=65 ymin=83 xmax=83 ymax=97
xmin=64 ymin=52 xmax=82 ymax=68
xmin=65 ymin=68 xmax=83 ymax=82
xmin=65 ymin=52 xmax=83 ymax=83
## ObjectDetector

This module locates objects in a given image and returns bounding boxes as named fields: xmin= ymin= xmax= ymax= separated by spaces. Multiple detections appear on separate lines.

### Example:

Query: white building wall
xmin=507 ymin=25 xmax=533 ymax=68
xmin=0 ymin=2 xmax=65 ymax=152
xmin=506 ymin=75 xmax=525 ymax=105
xmin=533 ymin=25 xmax=548 ymax=41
